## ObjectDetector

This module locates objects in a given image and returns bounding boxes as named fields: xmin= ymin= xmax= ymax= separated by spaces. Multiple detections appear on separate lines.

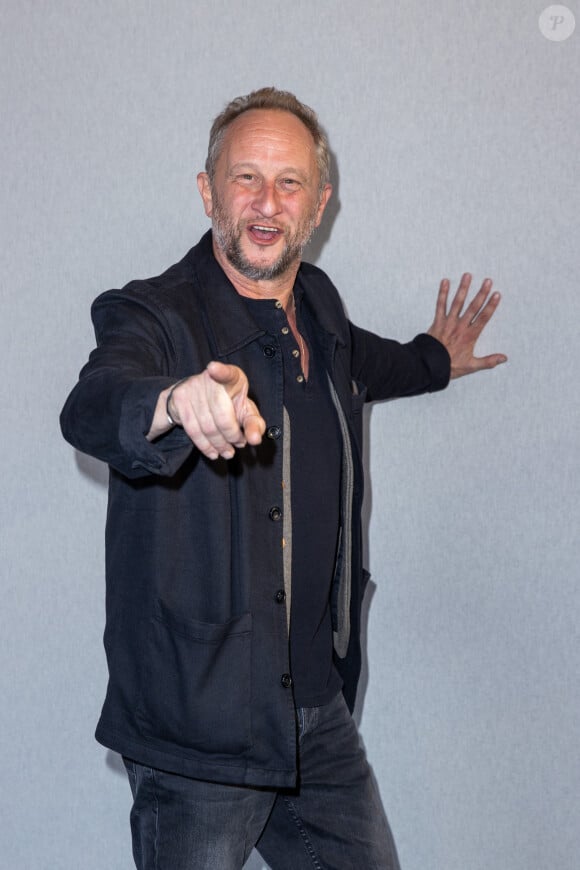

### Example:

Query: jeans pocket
xmin=136 ymin=599 xmax=252 ymax=755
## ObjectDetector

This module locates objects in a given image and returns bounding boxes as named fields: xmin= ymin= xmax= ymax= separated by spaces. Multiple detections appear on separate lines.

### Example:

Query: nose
xmin=251 ymin=181 xmax=282 ymax=218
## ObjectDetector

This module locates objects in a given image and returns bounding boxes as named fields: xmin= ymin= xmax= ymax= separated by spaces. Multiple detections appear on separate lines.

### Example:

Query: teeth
xmin=252 ymin=225 xmax=280 ymax=232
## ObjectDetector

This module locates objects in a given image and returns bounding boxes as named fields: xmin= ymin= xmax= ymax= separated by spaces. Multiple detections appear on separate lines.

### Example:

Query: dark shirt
xmin=242 ymin=286 xmax=343 ymax=706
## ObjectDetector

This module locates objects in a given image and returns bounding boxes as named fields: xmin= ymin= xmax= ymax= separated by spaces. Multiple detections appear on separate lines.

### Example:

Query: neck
xmin=212 ymin=238 xmax=299 ymax=309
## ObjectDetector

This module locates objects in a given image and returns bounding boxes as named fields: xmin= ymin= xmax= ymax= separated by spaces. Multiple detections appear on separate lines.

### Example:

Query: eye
xmin=280 ymin=178 xmax=300 ymax=190
xmin=236 ymin=173 xmax=257 ymax=185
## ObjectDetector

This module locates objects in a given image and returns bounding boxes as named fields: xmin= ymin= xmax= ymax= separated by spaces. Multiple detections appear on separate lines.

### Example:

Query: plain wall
xmin=2 ymin=2 xmax=579 ymax=868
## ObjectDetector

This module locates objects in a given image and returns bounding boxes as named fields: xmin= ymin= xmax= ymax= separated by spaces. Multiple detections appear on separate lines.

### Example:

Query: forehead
xmin=218 ymin=109 xmax=317 ymax=173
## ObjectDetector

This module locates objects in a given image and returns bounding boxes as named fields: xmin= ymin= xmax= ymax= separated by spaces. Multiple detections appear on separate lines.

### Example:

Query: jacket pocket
xmin=136 ymin=599 xmax=252 ymax=755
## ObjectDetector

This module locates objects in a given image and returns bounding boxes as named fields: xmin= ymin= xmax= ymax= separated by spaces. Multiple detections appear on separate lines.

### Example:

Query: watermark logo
xmin=539 ymin=5 xmax=576 ymax=41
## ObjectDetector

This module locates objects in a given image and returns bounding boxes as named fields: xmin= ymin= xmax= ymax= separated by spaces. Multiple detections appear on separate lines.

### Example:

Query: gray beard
xmin=211 ymin=199 xmax=317 ymax=282
xmin=217 ymin=232 xmax=308 ymax=281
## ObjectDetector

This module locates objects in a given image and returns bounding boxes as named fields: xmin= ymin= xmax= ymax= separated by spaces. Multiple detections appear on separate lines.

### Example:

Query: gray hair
xmin=205 ymin=87 xmax=330 ymax=193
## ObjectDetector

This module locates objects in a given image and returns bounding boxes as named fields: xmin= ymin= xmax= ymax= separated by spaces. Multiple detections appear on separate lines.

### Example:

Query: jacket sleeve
xmin=60 ymin=288 xmax=195 ymax=479
xmin=349 ymin=323 xmax=451 ymax=402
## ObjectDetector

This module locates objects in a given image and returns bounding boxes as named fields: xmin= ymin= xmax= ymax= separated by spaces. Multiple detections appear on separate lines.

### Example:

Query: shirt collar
xmin=185 ymin=230 xmax=347 ymax=357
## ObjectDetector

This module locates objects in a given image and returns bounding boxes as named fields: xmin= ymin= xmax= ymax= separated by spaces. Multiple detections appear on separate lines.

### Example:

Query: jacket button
xmin=275 ymin=589 xmax=286 ymax=603
xmin=269 ymin=506 xmax=282 ymax=522
xmin=266 ymin=425 xmax=282 ymax=440
xmin=281 ymin=673 xmax=293 ymax=689
xmin=263 ymin=344 xmax=276 ymax=358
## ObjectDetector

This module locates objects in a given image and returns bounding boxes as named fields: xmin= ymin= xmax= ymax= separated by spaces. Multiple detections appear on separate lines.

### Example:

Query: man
xmin=61 ymin=87 xmax=506 ymax=869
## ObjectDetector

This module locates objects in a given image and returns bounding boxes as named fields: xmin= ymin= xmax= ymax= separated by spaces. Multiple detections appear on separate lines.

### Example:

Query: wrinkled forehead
xmin=218 ymin=109 xmax=318 ymax=174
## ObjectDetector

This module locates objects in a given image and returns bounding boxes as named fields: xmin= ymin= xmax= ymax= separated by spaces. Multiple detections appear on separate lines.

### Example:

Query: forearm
xmin=60 ymin=289 xmax=199 ymax=477
xmin=350 ymin=324 xmax=451 ymax=402
xmin=60 ymin=372 xmax=194 ymax=478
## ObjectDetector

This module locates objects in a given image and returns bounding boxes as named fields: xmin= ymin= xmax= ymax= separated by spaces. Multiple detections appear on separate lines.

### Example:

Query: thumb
xmin=206 ymin=361 xmax=246 ymax=395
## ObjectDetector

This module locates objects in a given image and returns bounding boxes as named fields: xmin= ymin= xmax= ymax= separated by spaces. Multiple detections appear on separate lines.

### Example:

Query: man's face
xmin=198 ymin=109 xmax=331 ymax=282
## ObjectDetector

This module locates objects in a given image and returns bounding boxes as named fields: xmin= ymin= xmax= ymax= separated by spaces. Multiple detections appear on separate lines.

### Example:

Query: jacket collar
xmin=185 ymin=231 xmax=348 ymax=358
xmin=295 ymin=267 xmax=349 ymax=350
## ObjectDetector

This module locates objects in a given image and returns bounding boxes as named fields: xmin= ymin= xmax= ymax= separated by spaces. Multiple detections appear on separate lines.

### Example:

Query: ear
xmin=314 ymin=184 xmax=332 ymax=228
xmin=197 ymin=172 xmax=213 ymax=218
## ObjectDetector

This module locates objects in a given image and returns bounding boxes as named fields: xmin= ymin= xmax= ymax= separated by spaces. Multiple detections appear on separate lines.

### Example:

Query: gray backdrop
xmin=2 ymin=2 xmax=579 ymax=868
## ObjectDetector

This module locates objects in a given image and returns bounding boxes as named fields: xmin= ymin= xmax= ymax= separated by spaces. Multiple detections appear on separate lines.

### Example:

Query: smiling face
xmin=197 ymin=109 xmax=332 ymax=291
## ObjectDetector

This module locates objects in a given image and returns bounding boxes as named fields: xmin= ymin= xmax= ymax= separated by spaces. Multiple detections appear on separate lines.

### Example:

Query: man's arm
xmin=427 ymin=273 xmax=507 ymax=378
xmin=61 ymin=290 xmax=266 ymax=474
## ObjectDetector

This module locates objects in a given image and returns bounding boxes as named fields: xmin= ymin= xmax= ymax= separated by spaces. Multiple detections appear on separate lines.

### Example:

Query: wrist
xmin=165 ymin=378 xmax=188 ymax=426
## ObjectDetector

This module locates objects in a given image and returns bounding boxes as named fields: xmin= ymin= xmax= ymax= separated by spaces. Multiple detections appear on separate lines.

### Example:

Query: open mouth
xmin=247 ymin=224 xmax=284 ymax=244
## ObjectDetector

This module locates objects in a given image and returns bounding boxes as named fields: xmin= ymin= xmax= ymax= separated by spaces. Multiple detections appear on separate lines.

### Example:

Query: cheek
xmin=286 ymin=197 xmax=312 ymax=223
xmin=299 ymin=198 xmax=323 ymax=229
xmin=223 ymin=192 xmax=253 ymax=220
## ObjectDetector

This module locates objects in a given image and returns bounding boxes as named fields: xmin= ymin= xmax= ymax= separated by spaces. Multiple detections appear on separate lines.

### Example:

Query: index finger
xmin=467 ymin=289 xmax=502 ymax=333
xmin=463 ymin=278 xmax=495 ymax=322
xmin=241 ymin=410 xmax=266 ymax=447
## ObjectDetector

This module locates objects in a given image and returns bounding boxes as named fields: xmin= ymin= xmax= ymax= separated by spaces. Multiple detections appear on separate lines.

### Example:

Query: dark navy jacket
xmin=60 ymin=231 xmax=450 ymax=788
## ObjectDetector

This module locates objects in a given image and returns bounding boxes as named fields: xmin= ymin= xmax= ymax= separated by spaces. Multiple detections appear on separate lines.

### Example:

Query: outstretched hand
xmin=149 ymin=362 xmax=266 ymax=460
xmin=427 ymin=273 xmax=507 ymax=379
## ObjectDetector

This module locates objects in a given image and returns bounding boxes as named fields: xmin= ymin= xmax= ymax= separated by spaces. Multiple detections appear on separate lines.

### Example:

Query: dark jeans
xmin=123 ymin=692 xmax=400 ymax=869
